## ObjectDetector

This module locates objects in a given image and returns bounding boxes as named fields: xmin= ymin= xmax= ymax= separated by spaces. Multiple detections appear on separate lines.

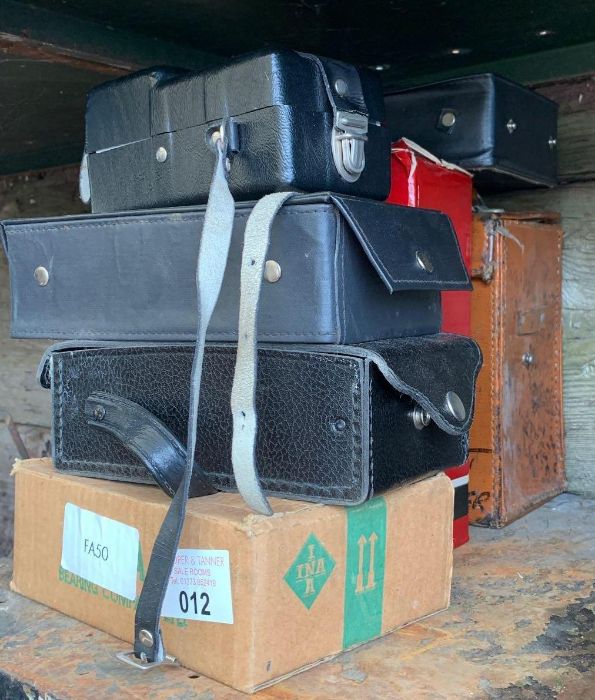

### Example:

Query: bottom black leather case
xmin=41 ymin=335 xmax=482 ymax=505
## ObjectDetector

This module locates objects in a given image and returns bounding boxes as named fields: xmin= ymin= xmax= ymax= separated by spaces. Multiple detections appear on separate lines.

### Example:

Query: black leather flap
xmin=330 ymin=194 xmax=472 ymax=292
xmin=356 ymin=334 xmax=482 ymax=434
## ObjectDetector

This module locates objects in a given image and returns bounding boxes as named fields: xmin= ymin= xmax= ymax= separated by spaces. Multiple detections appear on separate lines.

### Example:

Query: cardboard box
xmin=12 ymin=459 xmax=453 ymax=693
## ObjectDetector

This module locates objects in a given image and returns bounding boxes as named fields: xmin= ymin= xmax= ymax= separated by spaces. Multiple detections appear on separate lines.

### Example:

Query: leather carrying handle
xmin=85 ymin=391 xmax=214 ymax=499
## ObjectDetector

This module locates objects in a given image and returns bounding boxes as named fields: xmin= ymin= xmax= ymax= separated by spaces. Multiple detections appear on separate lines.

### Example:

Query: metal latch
xmin=332 ymin=110 xmax=368 ymax=182
xmin=116 ymin=650 xmax=178 ymax=671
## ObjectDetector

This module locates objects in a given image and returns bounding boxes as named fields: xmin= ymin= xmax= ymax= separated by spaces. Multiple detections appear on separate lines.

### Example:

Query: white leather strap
xmin=131 ymin=139 xmax=235 ymax=664
xmin=230 ymin=192 xmax=296 ymax=515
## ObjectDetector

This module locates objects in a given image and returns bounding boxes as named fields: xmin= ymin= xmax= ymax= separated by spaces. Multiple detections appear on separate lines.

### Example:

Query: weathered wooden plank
xmin=564 ymin=308 xmax=595 ymax=339
xmin=0 ymin=423 xmax=50 ymax=555
xmin=535 ymin=76 xmax=595 ymax=183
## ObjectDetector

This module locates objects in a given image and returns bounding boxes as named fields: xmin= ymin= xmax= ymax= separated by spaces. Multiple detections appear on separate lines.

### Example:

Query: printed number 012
xmin=179 ymin=590 xmax=211 ymax=616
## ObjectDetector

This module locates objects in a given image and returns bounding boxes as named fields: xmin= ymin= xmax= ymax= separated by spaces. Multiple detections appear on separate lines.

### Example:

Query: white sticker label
xmin=162 ymin=549 xmax=233 ymax=624
xmin=61 ymin=503 xmax=139 ymax=601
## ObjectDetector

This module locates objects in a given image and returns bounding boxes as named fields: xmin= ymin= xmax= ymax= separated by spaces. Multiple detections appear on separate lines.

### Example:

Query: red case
xmin=388 ymin=138 xmax=473 ymax=547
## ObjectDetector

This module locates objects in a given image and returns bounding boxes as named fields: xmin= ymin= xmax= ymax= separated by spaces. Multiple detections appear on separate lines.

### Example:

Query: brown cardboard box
xmin=12 ymin=459 xmax=453 ymax=693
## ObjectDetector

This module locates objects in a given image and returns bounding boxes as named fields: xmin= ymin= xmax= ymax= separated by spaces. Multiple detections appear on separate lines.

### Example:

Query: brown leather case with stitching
xmin=468 ymin=212 xmax=565 ymax=527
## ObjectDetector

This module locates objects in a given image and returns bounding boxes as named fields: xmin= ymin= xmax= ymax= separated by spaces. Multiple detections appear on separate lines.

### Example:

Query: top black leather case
xmin=385 ymin=74 xmax=558 ymax=192
xmin=2 ymin=193 xmax=470 ymax=343
xmin=83 ymin=50 xmax=390 ymax=212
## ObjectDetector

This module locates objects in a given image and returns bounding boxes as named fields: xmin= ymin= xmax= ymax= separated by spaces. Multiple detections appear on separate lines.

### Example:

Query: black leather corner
xmin=357 ymin=334 xmax=482 ymax=434
xmin=330 ymin=194 xmax=471 ymax=292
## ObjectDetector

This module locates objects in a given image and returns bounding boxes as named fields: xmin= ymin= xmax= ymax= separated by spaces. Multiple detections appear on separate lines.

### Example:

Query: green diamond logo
xmin=284 ymin=533 xmax=336 ymax=609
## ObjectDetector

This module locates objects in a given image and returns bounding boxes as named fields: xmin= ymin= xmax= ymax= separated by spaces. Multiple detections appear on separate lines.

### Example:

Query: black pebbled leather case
xmin=83 ymin=50 xmax=390 ymax=212
xmin=385 ymin=74 xmax=558 ymax=192
xmin=2 ymin=194 xmax=471 ymax=343
xmin=41 ymin=335 xmax=482 ymax=505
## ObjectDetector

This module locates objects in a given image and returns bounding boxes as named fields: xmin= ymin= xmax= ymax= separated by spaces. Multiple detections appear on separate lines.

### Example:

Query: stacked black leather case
xmin=84 ymin=51 xmax=390 ymax=211
xmin=2 ymin=194 xmax=470 ymax=343
xmin=385 ymin=73 xmax=558 ymax=192
xmin=4 ymin=49 xmax=483 ymax=507
xmin=42 ymin=336 xmax=481 ymax=504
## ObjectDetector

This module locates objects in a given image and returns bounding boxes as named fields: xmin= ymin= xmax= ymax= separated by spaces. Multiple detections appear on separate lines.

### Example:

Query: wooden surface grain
xmin=537 ymin=76 xmax=595 ymax=183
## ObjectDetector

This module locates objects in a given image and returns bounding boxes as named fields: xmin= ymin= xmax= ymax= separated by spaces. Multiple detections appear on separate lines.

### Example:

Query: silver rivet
xmin=548 ymin=136 xmax=557 ymax=149
xmin=415 ymin=250 xmax=434 ymax=273
xmin=506 ymin=119 xmax=517 ymax=134
xmin=522 ymin=352 xmax=535 ymax=367
xmin=138 ymin=629 xmax=154 ymax=648
xmin=440 ymin=111 xmax=456 ymax=128
xmin=332 ymin=418 xmax=346 ymax=432
xmin=156 ymin=146 xmax=168 ymax=163
xmin=264 ymin=260 xmax=282 ymax=283
xmin=93 ymin=405 xmax=106 ymax=421
xmin=410 ymin=405 xmax=431 ymax=430
xmin=34 ymin=266 xmax=49 ymax=286
xmin=211 ymin=130 xmax=222 ymax=145
xmin=334 ymin=78 xmax=348 ymax=96
xmin=445 ymin=391 xmax=466 ymax=421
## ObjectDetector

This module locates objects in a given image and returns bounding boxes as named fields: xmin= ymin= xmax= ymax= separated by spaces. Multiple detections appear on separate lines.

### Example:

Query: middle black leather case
xmin=42 ymin=335 xmax=482 ymax=505
xmin=2 ymin=194 xmax=471 ymax=343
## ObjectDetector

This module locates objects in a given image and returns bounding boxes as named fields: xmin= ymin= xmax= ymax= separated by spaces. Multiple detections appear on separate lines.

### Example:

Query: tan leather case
xmin=469 ymin=212 xmax=565 ymax=526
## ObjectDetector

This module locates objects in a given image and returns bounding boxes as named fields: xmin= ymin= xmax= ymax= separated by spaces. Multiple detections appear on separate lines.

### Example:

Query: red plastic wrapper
xmin=388 ymin=138 xmax=473 ymax=547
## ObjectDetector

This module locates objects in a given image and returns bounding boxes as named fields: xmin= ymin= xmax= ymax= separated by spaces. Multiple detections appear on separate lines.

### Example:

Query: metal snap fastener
xmin=522 ymin=352 xmax=535 ymax=367
xmin=445 ymin=391 xmax=466 ymax=421
xmin=264 ymin=260 xmax=282 ymax=283
xmin=138 ymin=629 xmax=154 ymax=648
xmin=93 ymin=405 xmax=106 ymax=421
xmin=548 ymin=136 xmax=557 ymax=149
xmin=334 ymin=78 xmax=348 ymax=96
xmin=331 ymin=418 xmax=347 ymax=433
xmin=34 ymin=266 xmax=49 ymax=286
xmin=416 ymin=250 xmax=434 ymax=273
xmin=506 ymin=119 xmax=517 ymax=134
xmin=155 ymin=146 xmax=168 ymax=163
xmin=410 ymin=405 xmax=431 ymax=430
xmin=440 ymin=111 xmax=456 ymax=128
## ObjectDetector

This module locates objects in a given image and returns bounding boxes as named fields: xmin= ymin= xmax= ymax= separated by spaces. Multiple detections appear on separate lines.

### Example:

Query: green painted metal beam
xmin=383 ymin=40 xmax=595 ymax=91
xmin=0 ymin=0 xmax=221 ymax=71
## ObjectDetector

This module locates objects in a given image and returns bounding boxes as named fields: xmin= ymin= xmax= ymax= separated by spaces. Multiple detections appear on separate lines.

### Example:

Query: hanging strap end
xmin=116 ymin=649 xmax=178 ymax=672
xmin=117 ymin=630 xmax=177 ymax=671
